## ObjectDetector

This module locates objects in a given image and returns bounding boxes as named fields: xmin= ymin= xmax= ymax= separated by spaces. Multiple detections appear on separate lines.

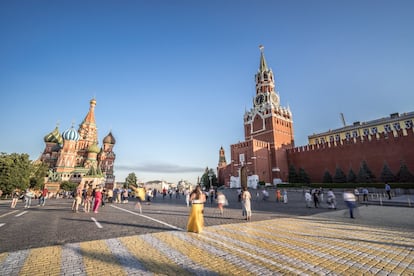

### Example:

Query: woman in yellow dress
xmin=187 ymin=185 xmax=206 ymax=233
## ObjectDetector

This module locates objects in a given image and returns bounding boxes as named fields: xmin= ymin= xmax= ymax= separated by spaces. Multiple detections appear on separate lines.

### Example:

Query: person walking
xmin=93 ymin=187 xmax=102 ymax=213
xmin=40 ymin=186 xmax=48 ymax=206
xmin=362 ymin=187 xmax=369 ymax=202
xmin=187 ymin=185 xmax=206 ymax=233
xmin=242 ymin=187 xmax=252 ymax=221
xmin=72 ymin=187 xmax=82 ymax=213
xmin=24 ymin=188 xmax=34 ymax=208
xmin=11 ymin=189 xmax=20 ymax=208
xmin=83 ymin=186 xmax=93 ymax=213
xmin=305 ymin=190 xmax=312 ymax=208
xmin=185 ymin=189 xmax=190 ymax=207
xmin=343 ymin=190 xmax=356 ymax=219
xmin=385 ymin=183 xmax=391 ymax=200
xmin=326 ymin=189 xmax=336 ymax=209
xmin=216 ymin=192 xmax=227 ymax=216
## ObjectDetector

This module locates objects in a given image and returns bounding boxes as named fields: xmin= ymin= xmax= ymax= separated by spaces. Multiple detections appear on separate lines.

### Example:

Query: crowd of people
xmin=5 ymin=182 xmax=395 ymax=233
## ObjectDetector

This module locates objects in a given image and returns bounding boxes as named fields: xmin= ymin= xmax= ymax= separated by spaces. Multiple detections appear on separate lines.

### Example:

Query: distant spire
xmin=259 ymin=45 xmax=268 ymax=72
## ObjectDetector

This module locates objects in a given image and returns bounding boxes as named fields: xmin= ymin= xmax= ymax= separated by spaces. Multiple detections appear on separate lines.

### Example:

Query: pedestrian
xmin=262 ymin=189 xmax=269 ymax=201
xmin=282 ymin=189 xmax=288 ymax=203
xmin=107 ymin=189 xmax=113 ymax=203
xmin=305 ymin=191 xmax=312 ymax=208
xmin=24 ymin=188 xmax=34 ymax=208
xmin=135 ymin=188 xmax=145 ymax=214
xmin=39 ymin=186 xmax=48 ymax=206
xmin=343 ymin=190 xmax=356 ymax=219
xmin=312 ymin=189 xmax=320 ymax=208
xmin=11 ymin=189 xmax=20 ymax=208
xmin=187 ymin=185 xmax=206 ymax=233
xmin=146 ymin=188 xmax=153 ymax=205
xmin=93 ymin=187 xmax=102 ymax=213
xmin=216 ymin=192 xmax=227 ymax=216
xmin=185 ymin=189 xmax=190 ymax=207
xmin=242 ymin=187 xmax=252 ymax=221
xmin=326 ymin=189 xmax=336 ymax=209
xmin=122 ymin=189 xmax=129 ymax=203
xmin=362 ymin=187 xmax=369 ymax=202
xmin=276 ymin=189 xmax=281 ymax=202
xmin=385 ymin=183 xmax=391 ymax=200
xmin=354 ymin=188 xmax=360 ymax=202
xmin=84 ymin=186 xmax=93 ymax=213
xmin=72 ymin=187 xmax=82 ymax=213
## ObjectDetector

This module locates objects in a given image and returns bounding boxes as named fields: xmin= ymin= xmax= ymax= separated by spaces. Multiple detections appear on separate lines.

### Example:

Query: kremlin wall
xmin=287 ymin=128 xmax=414 ymax=183
xmin=217 ymin=47 xmax=414 ymax=186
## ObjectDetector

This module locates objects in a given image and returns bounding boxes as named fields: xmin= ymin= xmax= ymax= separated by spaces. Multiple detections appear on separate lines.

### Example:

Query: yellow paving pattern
xmin=1 ymin=216 xmax=413 ymax=275
xmin=80 ymin=240 xmax=126 ymax=276
xmin=19 ymin=246 xmax=62 ymax=275
xmin=156 ymin=231 xmax=256 ymax=275
xmin=119 ymin=235 xmax=192 ymax=276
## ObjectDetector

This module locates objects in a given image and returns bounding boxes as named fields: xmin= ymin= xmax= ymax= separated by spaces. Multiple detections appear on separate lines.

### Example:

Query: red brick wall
xmin=287 ymin=129 xmax=414 ymax=182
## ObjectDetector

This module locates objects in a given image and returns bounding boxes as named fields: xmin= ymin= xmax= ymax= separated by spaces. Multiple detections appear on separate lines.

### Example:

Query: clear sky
xmin=1 ymin=0 xmax=413 ymax=185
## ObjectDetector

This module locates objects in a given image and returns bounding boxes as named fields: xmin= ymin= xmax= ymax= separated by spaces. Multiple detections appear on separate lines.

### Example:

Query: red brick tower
xmin=219 ymin=46 xmax=295 ymax=185
xmin=242 ymin=45 xmax=294 ymax=181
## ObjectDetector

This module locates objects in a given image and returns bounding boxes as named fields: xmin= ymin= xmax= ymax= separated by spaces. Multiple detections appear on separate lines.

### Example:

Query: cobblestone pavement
xmin=0 ymin=190 xmax=413 ymax=275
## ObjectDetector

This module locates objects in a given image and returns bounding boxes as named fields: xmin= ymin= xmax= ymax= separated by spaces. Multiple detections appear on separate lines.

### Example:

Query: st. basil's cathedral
xmin=39 ymin=98 xmax=116 ymax=192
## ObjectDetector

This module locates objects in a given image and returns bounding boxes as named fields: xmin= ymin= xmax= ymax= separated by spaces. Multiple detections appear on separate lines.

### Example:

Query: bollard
xmin=408 ymin=197 xmax=411 ymax=207
xmin=379 ymin=194 xmax=383 ymax=206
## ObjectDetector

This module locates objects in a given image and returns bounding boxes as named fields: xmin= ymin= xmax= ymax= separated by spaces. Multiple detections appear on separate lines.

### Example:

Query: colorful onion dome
xmin=62 ymin=125 xmax=80 ymax=141
xmin=88 ymin=143 xmax=100 ymax=153
xmin=103 ymin=131 xmax=116 ymax=144
xmin=44 ymin=126 xmax=63 ymax=144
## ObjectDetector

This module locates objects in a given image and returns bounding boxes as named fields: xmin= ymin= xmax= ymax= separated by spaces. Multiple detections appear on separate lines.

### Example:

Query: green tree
xmin=60 ymin=181 xmax=78 ymax=192
xmin=396 ymin=163 xmax=414 ymax=182
xmin=333 ymin=167 xmax=347 ymax=183
xmin=200 ymin=167 xmax=217 ymax=190
xmin=347 ymin=169 xmax=357 ymax=183
xmin=298 ymin=168 xmax=310 ymax=184
xmin=288 ymin=164 xmax=299 ymax=183
xmin=357 ymin=161 xmax=375 ymax=183
xmin=380 ymin=162 xmax=395 ymax=183
xmin=322 ymin=170 xmax=333 ymax=183
xmin=125 ymin=173 xmax=138 ymax=189
xmin=30 ymin=162 xmax=48 ymax=190
xmin=0 ymin=153 xmax=32 ymax=194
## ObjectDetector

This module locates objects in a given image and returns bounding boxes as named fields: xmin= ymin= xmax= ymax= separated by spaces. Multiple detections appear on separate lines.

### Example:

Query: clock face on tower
xmin=271 ymin=93 xmax=279 ymax=105
xmin=255 ymin=94 xmax=265 ymax=105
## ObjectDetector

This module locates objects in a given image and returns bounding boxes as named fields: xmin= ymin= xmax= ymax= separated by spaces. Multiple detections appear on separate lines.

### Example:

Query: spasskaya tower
xmin=218 ymin=46 xmax=294 ymax=187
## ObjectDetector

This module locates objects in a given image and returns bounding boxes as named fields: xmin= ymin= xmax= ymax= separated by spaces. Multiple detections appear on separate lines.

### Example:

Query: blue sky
xmin=1 ymin=0 xmax=413 ymax=184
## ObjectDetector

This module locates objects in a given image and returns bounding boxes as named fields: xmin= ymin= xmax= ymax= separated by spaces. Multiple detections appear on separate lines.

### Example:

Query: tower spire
xmin=259 ymin=45 xmax=268 ymax=72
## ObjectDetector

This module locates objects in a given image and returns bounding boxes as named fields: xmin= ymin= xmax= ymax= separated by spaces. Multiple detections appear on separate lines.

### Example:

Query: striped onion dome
xmin=103 ymin=131 xmax=116 ymax=144
xmin=44 ymin=126 xmax=63 ymax=144
xmin=62 ymin=126 xmax=80 ymax=141
xmin=88 ymin=143 xmax=100 ymax=153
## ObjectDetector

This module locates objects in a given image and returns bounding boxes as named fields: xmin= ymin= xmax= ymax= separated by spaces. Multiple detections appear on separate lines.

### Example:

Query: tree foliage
xmin=357 ymin=161 xmax=376 ymax=183
xmin=125 ymin=172 xmax=138 ymax=188
xmin=288 ymin=164 xmax=299 ymax=183
xmin=200 ymin=167 xmax=217 ymax=190
xmin=298 ymin=167 xmax=310 ymax=184
xmin=333 ymin=167 xmax=346 ymax=183
xmin=322 ymin=170 xmax=332 ymax=183
xmin=60 ymin=181 xmax=78 ymax=192
xmin=396 ymin=163 xmax=414 ymax=182
xmin=347 ymin=169 xmax=357 ymax=183
xmin=0 ymin=153 xmax=33 ymax=194
xmin=380 ymin=162 xmax=395 ymax=183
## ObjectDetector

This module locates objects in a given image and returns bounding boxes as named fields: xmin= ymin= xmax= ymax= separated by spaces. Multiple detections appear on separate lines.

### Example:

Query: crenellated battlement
xmin=287 ymin=128 xmax=414 ymax=182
